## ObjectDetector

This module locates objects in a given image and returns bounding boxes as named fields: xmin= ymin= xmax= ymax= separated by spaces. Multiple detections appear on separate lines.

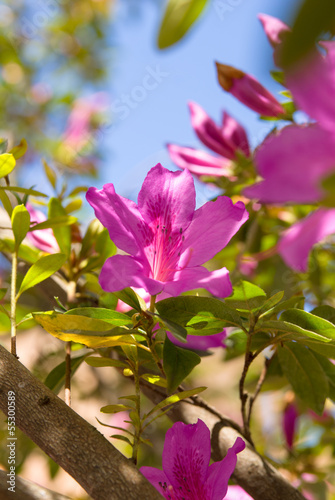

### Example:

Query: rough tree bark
xmin=0 ymin=345 xmax=164 ymax=500
xmin=140 ymin=381 xmax=306 ymax=500
xmin=0 ymin=470 xmax=71 ymax=500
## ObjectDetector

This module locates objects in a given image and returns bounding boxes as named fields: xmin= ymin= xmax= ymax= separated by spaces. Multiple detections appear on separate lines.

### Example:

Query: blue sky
xmin=95 ymin=0 xmax=302 ymax=205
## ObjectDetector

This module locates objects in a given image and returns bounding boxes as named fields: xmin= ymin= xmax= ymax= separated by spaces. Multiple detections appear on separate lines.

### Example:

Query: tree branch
xmin=0 ymin=345 xmax=164 ymax=500
xmin=0 ymin=470 xmax=71 ymax=500
xmin=140 ymin=380 xmax=305 ymax=500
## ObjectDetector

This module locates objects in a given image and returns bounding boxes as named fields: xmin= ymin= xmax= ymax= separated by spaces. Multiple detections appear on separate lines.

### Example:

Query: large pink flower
xmin=140 ymin=419 xmax=245 ymax=500
xmin=86 ymin=164 xmax=248 ymax=297
xmin=168 ymin=102 xmax=249 ymax=178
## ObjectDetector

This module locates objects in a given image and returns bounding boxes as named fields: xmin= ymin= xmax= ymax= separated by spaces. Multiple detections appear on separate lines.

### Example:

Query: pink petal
xmin=206 ymin=437 xmax=245 ymax=500
xmin=26 ymin=203 xmax=60 ymax=253
xmin=138 ymin=163 xmax=195 ymax=231
xmin=216 ymin=63 xmax=284 ymax=117
xmin=163 ymin=266 xmax=232 ymax=298
xmin=258 ymin=13 xmax=290 ymax=48
xmin=188 ymin=101 xmax=236 ymax=158
xmin=283 ymin=402 xmax=298 ymax=450
xmin=162 ymin=420 xmax=211 ymax=498
xmin=286 ymin=47 xmax=335 ymax=132
xmin=167 ymin=330 xmax=226 ymax=350
xmin=244 ymin=125 xmax=335 ymax=204
xmin=99 ymin=255 xmax=165 ymax=295
xmin=222 ymin=112 xmax=250 ymax=157
xmin=167 ymin=144 xmax=232 ymax=177
xmin=278 ymin=208 xmax=335 ymax=272
xmin=181 ymin=197 xmax=248 ymax=267
xmin=139 ymin=467 xmax=171 ymax=500
xmin=225 ymin=485 xmax=253 ymax=500
xmin=86 ymin=184 xmax=146 ymax=257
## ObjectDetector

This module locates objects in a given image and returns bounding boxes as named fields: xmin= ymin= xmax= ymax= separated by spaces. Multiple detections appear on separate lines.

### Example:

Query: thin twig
xmin=247 ymin=356 xmax=273 ymax=428
xmin=10 ymin=250 xmax=18 ymax=358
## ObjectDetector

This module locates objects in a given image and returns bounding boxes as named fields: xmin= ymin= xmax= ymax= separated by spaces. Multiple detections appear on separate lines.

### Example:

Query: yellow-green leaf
xmin=0 ymin=153 xmax=16 ymax=178
xmin=11 ymin=204 xmax=30 ymax=250
xmin=9 ymin=139 xmax=28 ymax=160
xmin=18 ymin=253 xmax=66 ymax=297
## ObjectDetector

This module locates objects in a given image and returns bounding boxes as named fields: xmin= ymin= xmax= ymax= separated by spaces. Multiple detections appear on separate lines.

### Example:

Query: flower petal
xmin=222 ymin=112 xmax=250 ymax=157
xmin=167 ymin=330 xmax=226 ymax=350
xmin=206 ymin=437 xmax=245 ymax=500
xmin=163 ymin=266 xmax=232 ymax=298
xmin=181 ymin=197 xmax=248 ymax=267
xmin=244 ymin=125 xmax=335 ymax=204
xmin=278 ymin=208 xmax=335 ymax=272
xmin=86 ymin=184 xmax=146 ymax=256
xmin=99 ymin=255 xmax=165 ymax=295
xmin=258 ymin=13 xmax=290 ymax=48
xmin=162 ymin=420 xmax=211 ymax=498
xmin=138 ymin=163 xmax=195 ymax=233
xmin=188 ymin=101 xmax=236 ymax=158
xmin=139 ymin=467 xmax=171 ymax=500
xmin=26 ymin=203 xmax=60 ymax=253
xmin=225 ymin=485 xmax=254 ymax=499
xmin=167 ymin=144 xmax=232 ymax=177
xmin=286 ymin=47 xmax=335 ymax=132
xmin=283 ymin=402 xmax=298 ymax=450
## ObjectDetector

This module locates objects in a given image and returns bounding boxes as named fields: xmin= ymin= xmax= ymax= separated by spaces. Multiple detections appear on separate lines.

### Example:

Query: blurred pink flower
xmin=87 ymin=163 xmax=248 ymax=297
xmin=26 ymin=203 xmax=60 ymax=254
xmin=283 ymin=402 xmax=298 ymax=450
xmin=216 ymin=62 xmax=285 ymax=117
xmin=258 ymin=13 xmax=290 ymax=66
xmin=140 ymin=419 xmax=245 ymax=500
xmin=167 ymin=102 xmax=249 ymax=179
xmin=278 ymin=208 xmax=335 ymax=272
xmin=225 ymin=485 xmax=253 ymax=500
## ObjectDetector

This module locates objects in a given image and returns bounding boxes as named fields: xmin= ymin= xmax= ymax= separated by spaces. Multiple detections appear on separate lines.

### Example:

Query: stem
xmin=131 ymin=362 xmax=141 ymax=465
xmin=239 ymin=321 xmax=255 ymax=445
xmin=147 ymin=294 xmax=165 ymax=375
xmin=65 ymin=341 xmax=72 ymax=406
xmin=149 ymin=294 xmax=156 ymax=313
xmin=10 ymin=251 xmax=18 ymax=358
xmin=247 ymin=357 xmax=272 ymax=428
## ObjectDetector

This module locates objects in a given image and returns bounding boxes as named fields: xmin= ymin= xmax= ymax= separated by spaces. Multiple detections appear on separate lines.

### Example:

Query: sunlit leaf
xmin=18 ymin=253 xmax=67 ymax=297
xmin=225 ymin=281 xmax=267 ymax=311
xmin=11 ymin=204 xmax=30 ymax=250
xmin=9 ymin=139 xmax=27 ymax=160
xmin=0 ymin=153 xmax=16 ymax=178
xmin=163 ymin=336 xmax=201 ymax=393
xmin=144 ymin=386 xmax=206 ymax=419
xmin=100 ymin=404 xmax=133 ymax=414
xmin=85 ymin=357 xmax=129 ymax=369
xmin=48 ymin=198 xmax=71 ymax=256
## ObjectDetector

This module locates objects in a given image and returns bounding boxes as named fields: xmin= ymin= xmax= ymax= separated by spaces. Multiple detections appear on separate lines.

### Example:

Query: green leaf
xmin=43 ymin=159 xmax=57 ymax=189
xmin=0 ymin=153 xmax=16 ymax=178
xmin=48 ymin=198 xmax=71 ymax=256
xmin=163 ymin=336 xmax=201 ymax=393
xmin=0 ymin=288 xmax=7 ymax=300
xmin=278 ymin=342 xmax=329 ymax=414
xmin=64 ymin=199 xmax=82 ymax=214
xmin=140 ymin=374 xmax=167 ymax=388
xmin=260 ymin=319 xmax=333 ymax=344
xmin=281 ymin=0 xmax=335 ymax=67
xmin=311 ymin=352 xmax=335 ymax=402
xmin=270 ymin=70 xmax=285 ymax=85
xmin=9 ymin=139 xmax=28 ymax=160
xmin=311 ymin=305 xmax=335 ymax=324
xmin=280 ymin=309 xmax=335 ymax=340
xmin=144 ymin=386 xmax=206 ymax=419
xmin=44 ymin=354 xmax=88 ymax=394
xmin=0 ymin=186 xmax=47 ymax=197
xmin=11 ymin=204 xmax=30 ymax=250
xmin=224 ymin=330 xmax=271 ymax=360
xmin=302 ymin=339 xmax=335 ymax=359
xmin=225 ymin=281 xmax=267 ymax=311
xmin=110 ymin=435 xmax=133 ymax=445
xmin=33 ymin=311 xmax=146 ymax=349
xmin=29 ymin=215 xmax=77 ymax=231
xmin=257 ymin=291 xmax=285 ymax=315
xmin=85 ymin=357 xmax=129 ymax=369
xmin=156 ymin=296 xmax=243 ymax=336
xmin=155 ymin=313 xmax=187 ymax=343
xmin=0 ymin=188 xmax=13 ymax=216
xmin=259 ymin=295 xmax=304 ymax=319
xmin=114 ymin=288 xmax=145 ymax=312
xmin=157 ymin=0 xmax=208 ymax=49
xmin=18 ymin=253 xmax=66 ymax=297
xmin=65 ymin=307 xmax=132 ymax=327
xmin=100 ymin=404 xmax=133 ymax=414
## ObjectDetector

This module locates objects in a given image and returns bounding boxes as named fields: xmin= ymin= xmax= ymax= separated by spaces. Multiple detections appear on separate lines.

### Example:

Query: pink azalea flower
xmin=258 ymin=13 xmax=290 ymax=66
xmin=282 ymin=402 xmax=298 ymax=450
xmin=216 ymin=62 xmax=285 ymax=117
xmin=188 ymin=102 xmax=250 ymax=159
xmin=167 ymin=144 xmax=233 ymax=178
xmin=86 ymin=163 xmax=248 ymax=297
xmin=225 ymin=485 xmax=253 ymax=500
xmin=26 ymin=203 xmax=60 ymax=254
xmin=286 ymin=45 xmax=335 ymax=133
xmin=244 ymin=124 xmax=335 ymax=204
xmin=278 ymin=208 xmax=335 ymax=272
xmin=166 ymin=329 xmax=227 ymax=351
xmin=140 ymin=419 xmax=245 ymax=500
